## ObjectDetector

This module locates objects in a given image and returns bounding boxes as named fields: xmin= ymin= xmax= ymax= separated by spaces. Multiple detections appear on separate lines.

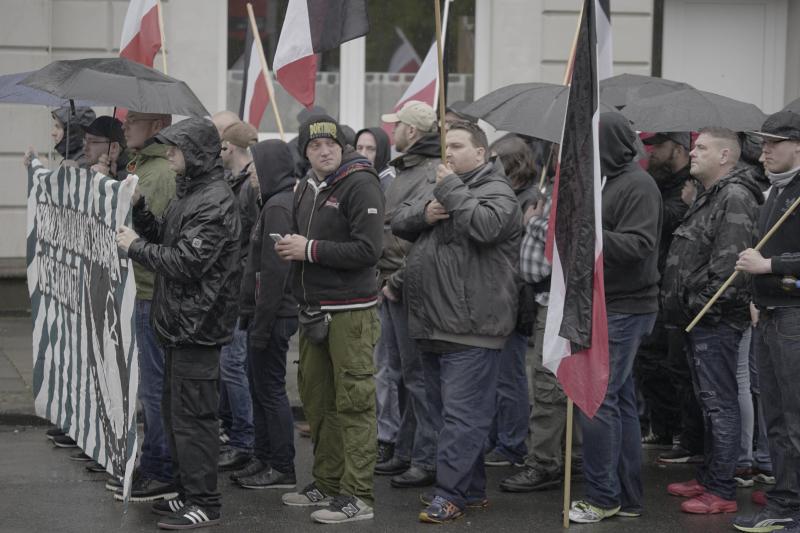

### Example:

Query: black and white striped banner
xmin=26 ymin=160 xmax=139 ymax=497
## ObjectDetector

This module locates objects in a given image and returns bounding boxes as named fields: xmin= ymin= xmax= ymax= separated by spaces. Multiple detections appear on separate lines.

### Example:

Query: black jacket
xmin=657 ymin=165 xmax=691 ymax=274
xmin=290 ymin=149 xmax=385 ymax=310
xmin=753 ymin=173 xmax=800 ymax=308
xmin=242 ymin=140 xmax=299 ymax=347
xmin=355 ymin=127 xmax=392 ymax=174
xmin=52 ymin=105 xmax=95 ymax=165
xmin=600 ymin=112 xmax=663 ymax=314
xmin=128 ymin=118 xmax=242 ymax=347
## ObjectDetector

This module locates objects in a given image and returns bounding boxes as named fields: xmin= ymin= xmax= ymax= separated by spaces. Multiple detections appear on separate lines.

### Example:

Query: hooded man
xmin=355 ymin=127 xmax=395 ymax=191
xmin=569 ymin=112 xmax=662 ymax=524
xmin=51 ymin=105 xmax=96 ymax=167
xmin=116 ymin=117 xmax=242 ymax=530
xmin=391 ymin=120 xmax=522 ymax=523
xmin=233 ymin=140 xmax=300 ymax=491
xmin=662 ymin=127 xmax=762 ymax=515
xmin=370 ymin=101 xmax=440 ymax=489
xmin=276 ymin=115 xmax=384 ymax=525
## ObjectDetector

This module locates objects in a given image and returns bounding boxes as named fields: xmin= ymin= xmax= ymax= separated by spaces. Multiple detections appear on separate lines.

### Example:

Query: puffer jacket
xmin=380 ymin=133 xmax=441 ymax=286
xmin=391 ymin=158 xmax=522 ymax=348
xmin=661 ymin=164 xmax=763 ymax=329
xmin=128 ymin=118 xmax=242 ymax=347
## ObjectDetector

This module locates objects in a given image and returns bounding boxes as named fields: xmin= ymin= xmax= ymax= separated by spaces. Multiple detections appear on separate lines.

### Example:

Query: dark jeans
xmin=489 ymin=331 xmax=529 ymax=464
xmin=380 ymin=299 xmax=436 ymax=469
xmin=666 ymin=326 xmax=704 ymax=454
xmin=219 ymin=324 xmax=253 ymax=451
xmin=248 ymin=317 xmax=298 ymax=473
xmin=635 ymin=313 xmax=681 ymax=438
xmin=581 ymin=312 xmax=656 ymax=512
xmin=135 ymin=299 xmax=173 ymax=482
xmin=423 ymin=346 xmax=500 ymax=510
xmin=756 ymin=307 xmax=800 ymax=514
xmin=163 ymin=345 xmax=221 ymax=512
xmin=687 ymin=324 xmax=742 ymax=501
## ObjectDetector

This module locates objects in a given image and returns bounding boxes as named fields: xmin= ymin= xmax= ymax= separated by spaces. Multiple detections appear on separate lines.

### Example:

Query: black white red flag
xmin=239 ymin=21 xmax=269 ymax=128
xmin=543 ymin=0 xmax=610 ymax=418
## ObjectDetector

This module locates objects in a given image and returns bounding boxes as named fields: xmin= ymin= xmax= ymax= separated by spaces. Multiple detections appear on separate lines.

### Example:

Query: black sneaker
xmin=218 ymin=448 xmax=252 ymax=471
xmin=377 ymin=440 xmax=394 ymax=464
xmin=733 ymin=508 xmax=797 ymax=532
xmin=152 ymin=498 xmax=186 ymax=517
xmin=374 ymin=456 xmax=409 ymax=476
xmin=52 ymin=434 xmax=77 ymax=448
xmin=69 ymin=452 xmax=92 ymax=462
xmin=237 ymin=468 xmax=297 ymax=490
xmin=114 ymin=476 xmax=179 ymax=502
xmin=658 ymin=446 xmax=704 ymax=464
xmin=106 ymin=468 xmax=141 ymax=492
xmin=500 ymin=467 xmax=560 ymax=492
xmin=86 ymin=461 xmax=106 ymax=473
xmin=45 ymin=427 xmax=65 ymax=440
xmin=157 ymin=505 xmax=219 ymax=530
xmin=641 ymin=432 xmax=673 ymax=449
xmin=229 ymin=457 xmax=268 ymax=482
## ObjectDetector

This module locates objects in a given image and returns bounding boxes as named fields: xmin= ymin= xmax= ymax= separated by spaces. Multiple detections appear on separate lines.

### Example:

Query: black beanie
xmin=297 ymin=114 xmax=346 ymax=158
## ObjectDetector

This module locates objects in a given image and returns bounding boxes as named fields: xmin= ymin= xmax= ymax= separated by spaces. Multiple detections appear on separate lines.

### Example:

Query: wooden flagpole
xmin=560 ymin=3 xmax=587 ymax=529
xmin=156 ymin=0 xmax=168 ymax=74
xmin=685 ymin=194 xmax=800 ymax=332
xmin=434 ymin=0 xmax=447 ymax=160
xmin=246 ymin=2 xmax=286 ymax=140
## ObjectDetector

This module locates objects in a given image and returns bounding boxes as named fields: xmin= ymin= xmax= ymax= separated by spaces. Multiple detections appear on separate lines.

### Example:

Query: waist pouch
xmin=299 ymin=309 xmax=332 ymax=345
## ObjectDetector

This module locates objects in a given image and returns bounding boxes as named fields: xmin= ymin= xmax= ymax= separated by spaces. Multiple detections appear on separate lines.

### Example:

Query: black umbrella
xmin=620 ymin=88 xmax=766 ymax=132
xmin=783 ymin=97 xmax=800 ymax=114
xmin=599 ymin=73 xmax=693 ymax=109
xmin=20 ymin=57 xmax=208 ymax=117
xmin=462 ymin=82 xmax=616 ymax=143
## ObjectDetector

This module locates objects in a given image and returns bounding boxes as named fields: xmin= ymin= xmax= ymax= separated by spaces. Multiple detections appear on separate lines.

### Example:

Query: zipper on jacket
xmin=301 ymin=178 xmax=326 ymax=308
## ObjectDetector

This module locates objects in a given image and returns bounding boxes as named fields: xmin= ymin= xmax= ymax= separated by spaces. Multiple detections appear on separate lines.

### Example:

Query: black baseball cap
xmin=749 ymin=110 xmax=800 ymax=141
xmin=85 ymin=116 xmax=126 ymax=147
xmin=642 ymin=132 xmax=691 ymax=150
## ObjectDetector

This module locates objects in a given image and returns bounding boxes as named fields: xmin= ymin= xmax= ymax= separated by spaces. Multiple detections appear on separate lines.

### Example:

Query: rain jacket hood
xmin=250 ymin=139 xmax=296 ymax=203
xmin=355 ymin=127 xmax=392 ymax=173
xmin=155 ymin=117 xmax=223 ymax=181
xmin=600 ymin=112 xmax=639 ymax=179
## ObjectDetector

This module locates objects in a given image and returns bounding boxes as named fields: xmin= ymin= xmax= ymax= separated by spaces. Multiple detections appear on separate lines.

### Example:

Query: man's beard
xmin=647 ymin=158 xmax=673 ymax=185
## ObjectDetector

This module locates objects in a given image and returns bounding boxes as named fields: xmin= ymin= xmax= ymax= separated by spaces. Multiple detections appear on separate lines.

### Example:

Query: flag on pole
xmin=274 ymin=0 xmax=369 ymax=108
xmin=120 ymin=0 xmax=162 ymax=67
xmin=239 ymin=21 xmax=269 ymax=128
xmin=543 ymin=0 xmax=609 ymax=418
xmin=382 ymin=0 xmax=451 ymax=139
xmin=388 ymin=27 xmax=422 ymax=73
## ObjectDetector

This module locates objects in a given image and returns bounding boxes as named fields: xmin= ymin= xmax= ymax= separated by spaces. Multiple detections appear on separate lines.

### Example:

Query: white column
xmin=473 ymin=0 xmax=492 ymax=99
xmin=339 ymin=36 xmax=366 ymax=130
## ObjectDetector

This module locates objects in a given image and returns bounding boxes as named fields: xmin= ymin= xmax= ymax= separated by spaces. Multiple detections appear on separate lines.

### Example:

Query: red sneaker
xmin=751 ymin=490 xmax=767 ymax=506
xmin=681 ymin=493 xmax=738 ymax=514
xmin=667 ymin=479 xmax=706 ymax=498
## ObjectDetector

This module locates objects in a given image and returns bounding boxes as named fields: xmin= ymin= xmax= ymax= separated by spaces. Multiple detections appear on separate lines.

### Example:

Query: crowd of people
xmin=25 ymin=99 xmax=800 ymax=531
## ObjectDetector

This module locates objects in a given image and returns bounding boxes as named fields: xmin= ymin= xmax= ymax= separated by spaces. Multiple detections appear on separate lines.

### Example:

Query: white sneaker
xmin=311 ymin=495 xmax=374 ymax=524
xmin=281 ymin=482 xmax=333 ymax=507
xmin=568 ymin=500 xmax=620 ymax=523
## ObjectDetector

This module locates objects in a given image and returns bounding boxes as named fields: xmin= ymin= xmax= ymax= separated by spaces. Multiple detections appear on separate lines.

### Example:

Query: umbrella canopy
xmin=599 ymin=73 xmax=694 ymax=109
xmin=783 ymin=97 xmax=800 ymax=114
xmin=462 ymin=82 xmax=616 ymax=143
xmin=0 ymin=71 xmax=97 ymax=107
xmin=20 ymin=58 xmax=209 ymax=117
xmin=620 ymin=88 xmax=766 ymax=132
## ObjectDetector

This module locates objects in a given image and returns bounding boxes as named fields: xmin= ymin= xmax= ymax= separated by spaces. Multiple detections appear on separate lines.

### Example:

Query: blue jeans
xmin=581 ymin=312 xmax=655 ymax=512
xmin=381 ymin=299 xmax=436 ymax=469
xmin=219 ymin=322 xmax=253 ymax=451
xmin=374 ymin=303 xmax=402 ymax=444
xmin=135 ymin=298 xmax=173 ymax=482
xmin=423 ymin=346 xmax=500 ymax=510
xmin=687 ymin=324 xmax=742 ymax=501
xmin=489 ymin=331 xmax=529 ymax=464
xmin=755 ymin=307 xmax=800 ymax=513
xmin=248 ymin=317 xmax=298 ymax=473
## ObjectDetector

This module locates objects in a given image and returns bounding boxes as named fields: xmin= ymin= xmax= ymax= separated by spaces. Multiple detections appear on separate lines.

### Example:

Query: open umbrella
xmin=783 ymin=97 xmax=800 ymax=114
xmin=599 ymin=73 xmax=694 ymax=109
xmin=462 ymin=82 xmax=616 ymax=143
xmin=0 ymin=71 xmax=97 ymax=107
xmin=620 ymin=88 xmax=766 ymax=132
xmin=20 ymin=58 xmax=208 ymax=117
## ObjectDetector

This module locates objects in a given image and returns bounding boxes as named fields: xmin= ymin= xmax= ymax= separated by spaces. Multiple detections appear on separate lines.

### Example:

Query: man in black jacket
xmin=116 ymin=117 xmax=241 ymax=530
xmin=275 ymin=115 xmax=384 ymax=524
xmin=734 ymin=111 xmax=800 ymax=532
xmin=392 ymin=121 xmax=522 ymax=523
xmin=233 ymin=139 xmax=300 ymax=491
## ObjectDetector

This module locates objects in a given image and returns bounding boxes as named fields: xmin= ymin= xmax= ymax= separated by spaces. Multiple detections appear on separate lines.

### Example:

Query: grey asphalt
xmin=0 ymin=315 xmax=763 ymax=532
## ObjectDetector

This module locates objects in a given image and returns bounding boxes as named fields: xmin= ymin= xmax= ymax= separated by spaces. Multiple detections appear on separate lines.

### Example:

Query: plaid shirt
xmin=520 ymin=196 xmax=552 ymax=305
